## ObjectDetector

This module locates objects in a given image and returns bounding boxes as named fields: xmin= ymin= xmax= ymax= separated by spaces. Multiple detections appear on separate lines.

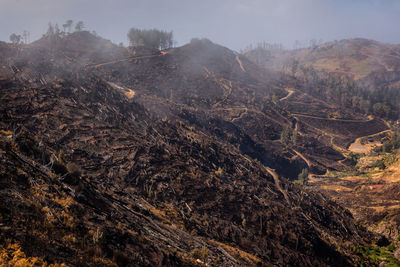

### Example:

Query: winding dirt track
xmin=279 ymin=88 xmax=295 ymax=101
xmin=292 ymin=149 xmax=311 ymax=168
xmin=348 ymin=129 xmax=392 ymax=153
xmin=231 ymin=107 xmax=248 ymax=122
xmin=265 ymin=167 xmax=291 ymax=206
xmin=234 ymin=53 xmax=246 ymax=72
xmin=85 ymin=53 xmax=166 ymax=69
xmin=291 ymin=113 xmax=373 ymax=123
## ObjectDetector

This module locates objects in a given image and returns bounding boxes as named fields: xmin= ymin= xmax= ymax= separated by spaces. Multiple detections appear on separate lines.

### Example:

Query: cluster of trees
xmin=127 ymin=28 xmax=174 ymax=50
xmin=375 ymin=130 xmax=400 ymax=154
xmin=9 ymin=30 xmax=30 ymax=45
xmin=241 ymin=42 xmax=284 ymax=54
xmin=293 ymin=39 xmax=324 ymax=50
xmin=280 ymin=125 xmax=297 ymax=145
xmin=10 ymin=19 xmax=85 ymax=44
xmin=45 ymin=20 xmax=85 ymax=37
xmin=297 ymin=168 xmax=309 ymax=185
xmin=241 ymin=42 xmax=283 ymax=65
xmin=9 ymin=20 xmax=86 ymax=44
xmin=243 ymin=42 xmax=400 ymax=120
xmin=295 ymin=65 xmax=400 ymax=120
xmin=241 ymin=39 xmax=324 ymax=55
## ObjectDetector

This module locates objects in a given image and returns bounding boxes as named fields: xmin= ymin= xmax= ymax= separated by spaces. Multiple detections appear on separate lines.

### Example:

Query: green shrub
xmin=356 ymin=244 xmax=400 ymax=266
xmin=369 ymin=159 xmax=386 ymax=170
xmin=295 ymin=168 xmax=309 ymax=185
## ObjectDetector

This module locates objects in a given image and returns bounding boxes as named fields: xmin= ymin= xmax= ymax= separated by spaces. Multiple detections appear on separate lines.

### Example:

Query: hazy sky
xmin=1 ymin=0 xmax=400 ymax=50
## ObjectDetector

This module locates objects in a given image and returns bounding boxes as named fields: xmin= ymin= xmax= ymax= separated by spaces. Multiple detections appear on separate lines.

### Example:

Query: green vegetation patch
xmin=355 ymin=243 xmax=400 ymax=267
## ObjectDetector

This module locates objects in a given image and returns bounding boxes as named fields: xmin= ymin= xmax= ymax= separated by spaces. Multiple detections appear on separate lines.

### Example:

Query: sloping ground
xmin=0 ymin=34 xmax=378 ymax=266
xmin=83 ymin=37 xmax=389 ymax=177
xmin=271 ymin=87 xmax=389 ymax=173
xmin=348 ymin=130 xmax=392 ymax=153
xmin=306 ymin=148 xmax=400 ymax=266
xmin=0 ymin=126 xmax=373 ymax=266
xmin=295 ymin=115 xmax=387 ymax=146
xmin=308 ymin=156 xmax=400 ymax=240
xmin=87 ymin=39 xmax=310 ymax=177
xmin=294 ymin=39 xmax=400 ymax=80
xmin=245 ymin=38 xmax=400 ymax=81
xmin=306 ymin=127 xmax=400 ymax=238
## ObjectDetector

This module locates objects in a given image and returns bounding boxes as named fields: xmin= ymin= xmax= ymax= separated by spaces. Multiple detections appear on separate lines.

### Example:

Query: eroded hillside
xmin=84 ymin=37 xmax=387 ymax=176
xmin=0 ymin=32 xmax=390 ymax=266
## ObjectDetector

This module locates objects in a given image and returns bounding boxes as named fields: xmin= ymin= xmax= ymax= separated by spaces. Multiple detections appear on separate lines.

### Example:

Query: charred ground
xmin=0 ymin=32 xmax=391 ymax=266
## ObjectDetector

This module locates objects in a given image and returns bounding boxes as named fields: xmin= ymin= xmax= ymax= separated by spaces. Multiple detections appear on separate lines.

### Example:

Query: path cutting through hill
xmin=280 ymin=88 xmax=295 ymax=101
xmin=85 ymin=53 xmax=167 ymax=69
xmin=234 ymin=53 xmax=246 ymax=72
xmin=291 ymin=113 xmax=374 ymax=123
xmin=348 ymin=129 xmax=392 ymax=153
xmin=265 ymin=167 xmax=291 ymax=206
xmin=231 ymin=107 xmax=248 ymax=122
xmin=106 ymin=81 xmax=136 ymax=99
xmin=292 ymin=149 xmax=311 ymax=168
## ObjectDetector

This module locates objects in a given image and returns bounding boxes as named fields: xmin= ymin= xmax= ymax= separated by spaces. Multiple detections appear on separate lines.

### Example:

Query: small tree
xmin=75 ymin=21 xmax=84 ymax=32
xmin=65 ymin=20 xmax=73 ymax=33
xmin=280 ymin=126 xmax=291 ymax=145
xmin=62 ymin=23 xmax=67 ymax=33
xmin=348 ymin=152 xmax=359 ymax=166
xmin=291 ymin=59 xmax=299 ymax=76
xmin=297 ymin=168 xmax=309 ymax=185
xmin=9 ymin=33 xmax=22 ymax=44
xmin=22 ymin=30 xmax=29 ymax=44
xmin=54 ymin=24 xmax=61 ymax=35
xmin=46 ymin=22 xmax=55 ymax=36
xmin=291 ymin=129 xmax=298 ymax=144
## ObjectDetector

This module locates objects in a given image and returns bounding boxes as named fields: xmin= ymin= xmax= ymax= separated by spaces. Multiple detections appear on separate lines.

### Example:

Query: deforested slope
xmin=0 ymin=32 xmax=380 ymax=266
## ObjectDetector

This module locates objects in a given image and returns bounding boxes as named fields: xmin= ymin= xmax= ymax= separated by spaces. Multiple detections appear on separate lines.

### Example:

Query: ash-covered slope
xmin=87 ymin=37 xmax=387 ymax=176
xmin=0 ymin=33 xmax=379 ymax=266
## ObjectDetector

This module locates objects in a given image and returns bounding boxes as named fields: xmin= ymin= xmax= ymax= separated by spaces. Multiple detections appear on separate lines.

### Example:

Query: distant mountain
xmin=0 ymin=32 xmax=387 ymax=266
xmin=87 ymin=37 xmax=387 ymax=175
xmin=244 ymin=38 xmax=400 ymax=120
xmin=245 ymin=38 xmax=400 ymax=81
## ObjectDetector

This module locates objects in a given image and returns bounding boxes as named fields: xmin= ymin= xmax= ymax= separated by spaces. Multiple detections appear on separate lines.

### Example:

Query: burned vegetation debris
xmin=0 ymin=31 xmax=392 ymax=266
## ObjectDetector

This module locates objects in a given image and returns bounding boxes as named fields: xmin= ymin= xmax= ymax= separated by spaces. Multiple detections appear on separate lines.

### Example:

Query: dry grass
xmin=0 ymin=129 xmax=13 ymax=136
xmin=0 ymin=242 xmax=67 ymax=267
xmin=147 ymin=202 xmax=185 ymax=228
xmin=320 ymin=185 xmax=353 ymax=192
xmin=369 ymin=205 xmax=400 ymax=212
xmin=383 ymin=159 xmax=400 ymax=182
xmin=54 ymin=195 xmax=75 ymax=208
xmin=209 ymin=239 xmax=262 ymax=265
xmin=124 ymin=89 xmax=135 ymax=99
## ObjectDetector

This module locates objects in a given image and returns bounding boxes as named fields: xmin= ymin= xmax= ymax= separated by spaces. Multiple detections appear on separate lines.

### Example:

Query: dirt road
xmin=348 ymin=129 xmax=392 ymax=153
xmin=280 ymin=88 xmax=295 ymax=101
xmin=265 ymin=167 xmax=291 ymax=206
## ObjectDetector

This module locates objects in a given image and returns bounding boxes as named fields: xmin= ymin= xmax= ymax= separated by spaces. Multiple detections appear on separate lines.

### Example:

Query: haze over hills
xmin=244 ymin=38 xmax=400 ymax=120
xmin=0 ymin=28 xmax=400 ymax=266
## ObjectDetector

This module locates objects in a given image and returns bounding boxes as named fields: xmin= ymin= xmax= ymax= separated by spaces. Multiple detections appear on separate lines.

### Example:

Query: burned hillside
xmin=0 ymin=32 xmax=388 ymax=266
